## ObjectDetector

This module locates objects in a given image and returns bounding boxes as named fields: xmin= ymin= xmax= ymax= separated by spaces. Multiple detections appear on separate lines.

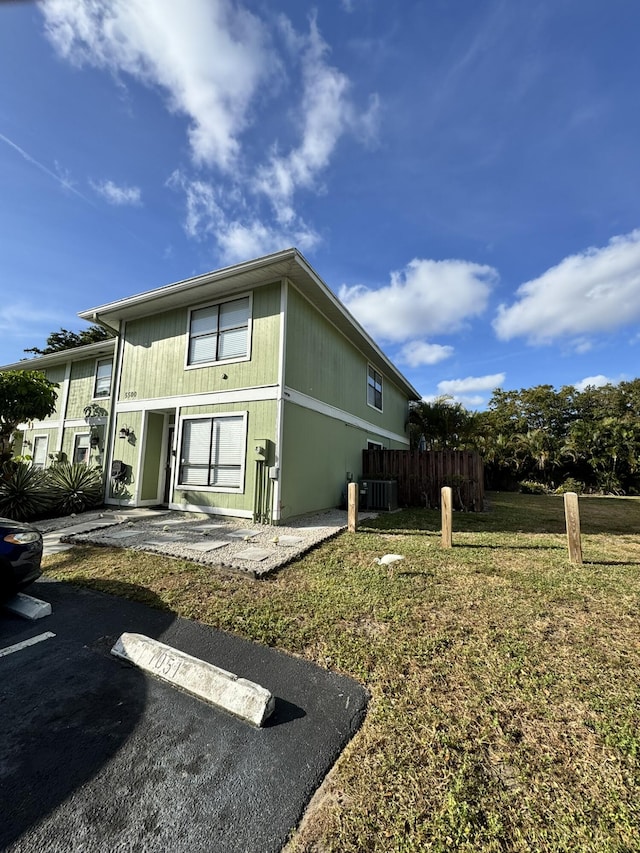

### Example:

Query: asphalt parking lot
xmin=1 ymin=578 xmax=368 ymax=853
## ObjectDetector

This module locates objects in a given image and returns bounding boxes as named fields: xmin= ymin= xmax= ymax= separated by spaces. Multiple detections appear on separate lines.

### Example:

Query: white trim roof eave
xmin=77 ymin=248 xmax=421 ymax=401
xmin=0 ymin=338 xmax=117 ymax=372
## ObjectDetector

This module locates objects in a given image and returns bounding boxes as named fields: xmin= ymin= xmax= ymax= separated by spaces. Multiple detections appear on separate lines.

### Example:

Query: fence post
xmin=348 ymin=481 xmax=358 ymax=533
xmin=441 ymin=486 xmax=452 ymax=548
xmin=563 ymin=491 xmax=583 ymax=564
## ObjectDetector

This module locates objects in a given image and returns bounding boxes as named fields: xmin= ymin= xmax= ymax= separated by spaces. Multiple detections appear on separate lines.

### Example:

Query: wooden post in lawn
xmin=441 ymin=486 xmax=452 ymax=548
xmin=564 ymin=491 xmax=583 ymax=564
xmin=348 ymin=481 xmax=358 ymax=532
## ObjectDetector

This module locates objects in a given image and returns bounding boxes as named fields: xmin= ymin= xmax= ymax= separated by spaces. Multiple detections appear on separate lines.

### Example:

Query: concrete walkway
xmin=39 ymin=508 xmax=168 ymax=556
xmin=38 ymin=507 xmax=369 ymax=577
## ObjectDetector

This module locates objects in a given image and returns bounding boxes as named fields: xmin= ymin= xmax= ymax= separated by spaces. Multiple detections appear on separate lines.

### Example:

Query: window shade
xmin=187 ymin=297 xmax=250 ymax=365
xmin=180 ymin=419 xmax=212 ymax=485
xmin=179 ymin=415 xmax=244 ymax=488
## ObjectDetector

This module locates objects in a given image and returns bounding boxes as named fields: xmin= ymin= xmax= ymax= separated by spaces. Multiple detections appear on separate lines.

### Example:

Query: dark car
xmin=0 ymin=517 xmax=43 ymax=602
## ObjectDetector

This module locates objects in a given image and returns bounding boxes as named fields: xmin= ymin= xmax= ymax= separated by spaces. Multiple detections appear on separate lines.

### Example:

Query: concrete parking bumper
xmin=111 ymin=632 xmax=275 ymax=726
xmin=3 ymin=592 xmax=52 ymax=620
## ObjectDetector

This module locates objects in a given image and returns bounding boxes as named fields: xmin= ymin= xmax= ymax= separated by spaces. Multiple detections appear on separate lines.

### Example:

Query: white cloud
xmin=91 ymin=179 xmax=141 ymax=205
xmin=215 ymin=219 xmax=318 ymax=264
xmin=254 ymin=16 xmax=377 ymax=223
xmin=397 ymin=340 xmax=454 ymax=367
xmin=339 ymin=258 xmax=497 ymax=343
xmin=420 ymin=392 xmax=486 ymax=408
xmin=167 ymin=172 xmax=222 ymax=238
xmin=41 ymin=4 xmax=376 ymax=260
xmin=41 ymin=0 xmax=271 ymax=170
xmin=423 ymin=373 xmax=506 ymax=409
xmin=437 ymin=373 xmax=506 ymax=396
xmin=573 ymin=374 xmax=616 ymax=392
xmin=167 ymin=170 xmax=319 ymax=263
xmin=42 ymin=3 xmax=378 ymax=260
xmin=571 ymin=338 xmax=593 ymax=354
xmin=494 ymin=229 xmax=640 ymax=344
xmin=454 ymin=394 xmax=486 ymax=408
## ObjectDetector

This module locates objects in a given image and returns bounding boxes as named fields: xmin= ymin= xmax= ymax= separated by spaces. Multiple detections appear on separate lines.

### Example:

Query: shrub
xmin=519 ymin=480 xmax=549 ymax=495
xmin=46 ymin=463 xmax=104 ymax=515
xmin=555 ymin=478 xmax=586 ymax=495
xmin=0 ymin=462 xmax=52 ymax=521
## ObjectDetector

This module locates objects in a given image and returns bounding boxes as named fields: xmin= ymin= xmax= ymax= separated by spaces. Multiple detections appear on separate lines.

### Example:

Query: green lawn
xmin=44 ymin=492 xmax=640 ymax=852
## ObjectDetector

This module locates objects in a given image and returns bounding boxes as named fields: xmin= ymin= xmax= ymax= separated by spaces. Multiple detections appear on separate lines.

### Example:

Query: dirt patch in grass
xmin=44 ymin=493 xmax=640 ymax=852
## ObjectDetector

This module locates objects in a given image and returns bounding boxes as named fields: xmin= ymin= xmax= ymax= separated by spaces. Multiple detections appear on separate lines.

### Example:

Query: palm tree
xmin=409 ymin=397 xmax=476 ymax=451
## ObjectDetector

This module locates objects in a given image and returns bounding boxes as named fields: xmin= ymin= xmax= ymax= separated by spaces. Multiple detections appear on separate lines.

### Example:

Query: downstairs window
xmin=178 ymin=415 xmax=246 ymax=490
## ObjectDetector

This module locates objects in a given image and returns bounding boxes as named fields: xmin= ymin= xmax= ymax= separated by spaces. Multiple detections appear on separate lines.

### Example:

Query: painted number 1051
xmin=148 ymin=648 xmax=182 ymax=680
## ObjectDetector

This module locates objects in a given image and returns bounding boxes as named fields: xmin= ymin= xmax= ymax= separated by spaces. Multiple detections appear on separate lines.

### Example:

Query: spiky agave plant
xmin=0 ymin=462 xmax=52 ymax=521
xmin=46 ymin=463 xmax=104 ymax=515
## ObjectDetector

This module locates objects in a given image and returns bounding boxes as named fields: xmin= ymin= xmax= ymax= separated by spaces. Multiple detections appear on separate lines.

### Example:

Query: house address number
xmin=124 ymin=390 xmax=138 ymax=399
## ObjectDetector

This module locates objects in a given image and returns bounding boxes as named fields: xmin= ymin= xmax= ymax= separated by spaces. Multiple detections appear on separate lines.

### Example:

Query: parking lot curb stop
xmin=3 ymin=593 xmax=52 ymax=620
xmin=111 ymin=632 xmax=275 ymax=727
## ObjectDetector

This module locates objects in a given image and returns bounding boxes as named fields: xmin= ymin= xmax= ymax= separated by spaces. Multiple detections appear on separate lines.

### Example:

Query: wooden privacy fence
xmin=362 ymin=449 xmax=485 ymax=511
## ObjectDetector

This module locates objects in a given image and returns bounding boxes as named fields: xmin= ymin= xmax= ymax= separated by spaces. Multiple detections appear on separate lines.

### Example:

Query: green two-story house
xmin=7 ymin=249 xmax=419 ymax=522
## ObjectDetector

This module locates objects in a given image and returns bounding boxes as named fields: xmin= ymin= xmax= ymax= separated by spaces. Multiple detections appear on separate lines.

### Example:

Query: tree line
xmin=410 ymin=381 xmax=640 ymax=495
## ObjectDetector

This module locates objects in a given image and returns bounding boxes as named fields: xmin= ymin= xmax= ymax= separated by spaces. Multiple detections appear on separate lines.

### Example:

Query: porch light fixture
xmin=118 ymin=425 xmax=133 ymax=439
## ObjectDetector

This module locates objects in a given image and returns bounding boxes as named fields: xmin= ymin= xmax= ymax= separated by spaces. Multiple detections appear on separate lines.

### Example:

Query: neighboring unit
xmin=1 ymin=339 xmax=116 ymax=472
xmin=2 ymin=249 xmax=420 ymax=522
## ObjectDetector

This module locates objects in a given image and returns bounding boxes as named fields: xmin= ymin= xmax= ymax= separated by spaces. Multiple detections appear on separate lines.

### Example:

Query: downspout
xmin=55 ymin=361 xmax=72 ymax=454
xmin=272 ymin=279 xmax=288 ymax=523
xmin=89 ymin=313 xmax=123 ymax=504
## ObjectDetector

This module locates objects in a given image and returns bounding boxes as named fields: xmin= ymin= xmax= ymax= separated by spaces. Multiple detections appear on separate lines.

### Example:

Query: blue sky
xmin=1 ymin=0 xmax=639 ymax=407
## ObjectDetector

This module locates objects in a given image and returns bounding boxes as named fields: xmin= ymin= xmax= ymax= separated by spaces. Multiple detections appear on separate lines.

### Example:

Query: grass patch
xmin=44 ymin=492 xmax=640 ymax=851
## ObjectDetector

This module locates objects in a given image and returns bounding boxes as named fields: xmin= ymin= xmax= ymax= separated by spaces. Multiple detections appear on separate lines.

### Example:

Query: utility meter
xmin=253 ymin=440 xmax=268 ymax=461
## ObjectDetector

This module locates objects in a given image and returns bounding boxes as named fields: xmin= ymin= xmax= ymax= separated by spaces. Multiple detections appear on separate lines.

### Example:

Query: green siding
xmin=278 ymin=401 xmax=407 ymax=521
xmin=7 ymin=359 xmax=112 ymax=443
xmin=43 ymin=365 xmax=67 ymax=384
xmin=174 ymin=400 xmax=277 ymax=513
xmin=89 ymin=423 xmax=108 ymax=469
xmin=119 ymin=282 xmax=282 ymax=402
xmin=38 ymin=365 xmax=66 ymax=424
xmin=108 ymin=411 xmax=144 ymax=501
xmin=113 ymin=400 xmax=278 ymax=513
xmin=61 ymin=426 xmax=104 ymax=468
xmin=285 ymin=285 xmax=409 ymax=437
xmin=20 ymin=427 xmax=57 ymax=466
xmin=140 ymin=413 xmax=165 ymax=501
xmin=20 ymin=423 xmax=105 ymax=469
xmin=12 ymin=432 xmax=23 ymax=456
xmin=66 ymin=358 xmax=112 ymax=419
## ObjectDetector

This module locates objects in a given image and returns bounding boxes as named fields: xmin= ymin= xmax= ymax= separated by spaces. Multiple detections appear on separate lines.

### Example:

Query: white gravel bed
xmin=35 ymin=510 xmax=147 ymax=534
xmin=57 ymin=508 xmax=374 ymax=578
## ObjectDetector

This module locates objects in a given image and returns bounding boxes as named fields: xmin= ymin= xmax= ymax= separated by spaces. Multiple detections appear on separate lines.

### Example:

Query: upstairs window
xmin=94 ymin=359 xmax=113 ymax=398
xmin=367 ymin=365 xmax=383 ymax=411
xmin=187 ymin=296 xmax=250 ymax=366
